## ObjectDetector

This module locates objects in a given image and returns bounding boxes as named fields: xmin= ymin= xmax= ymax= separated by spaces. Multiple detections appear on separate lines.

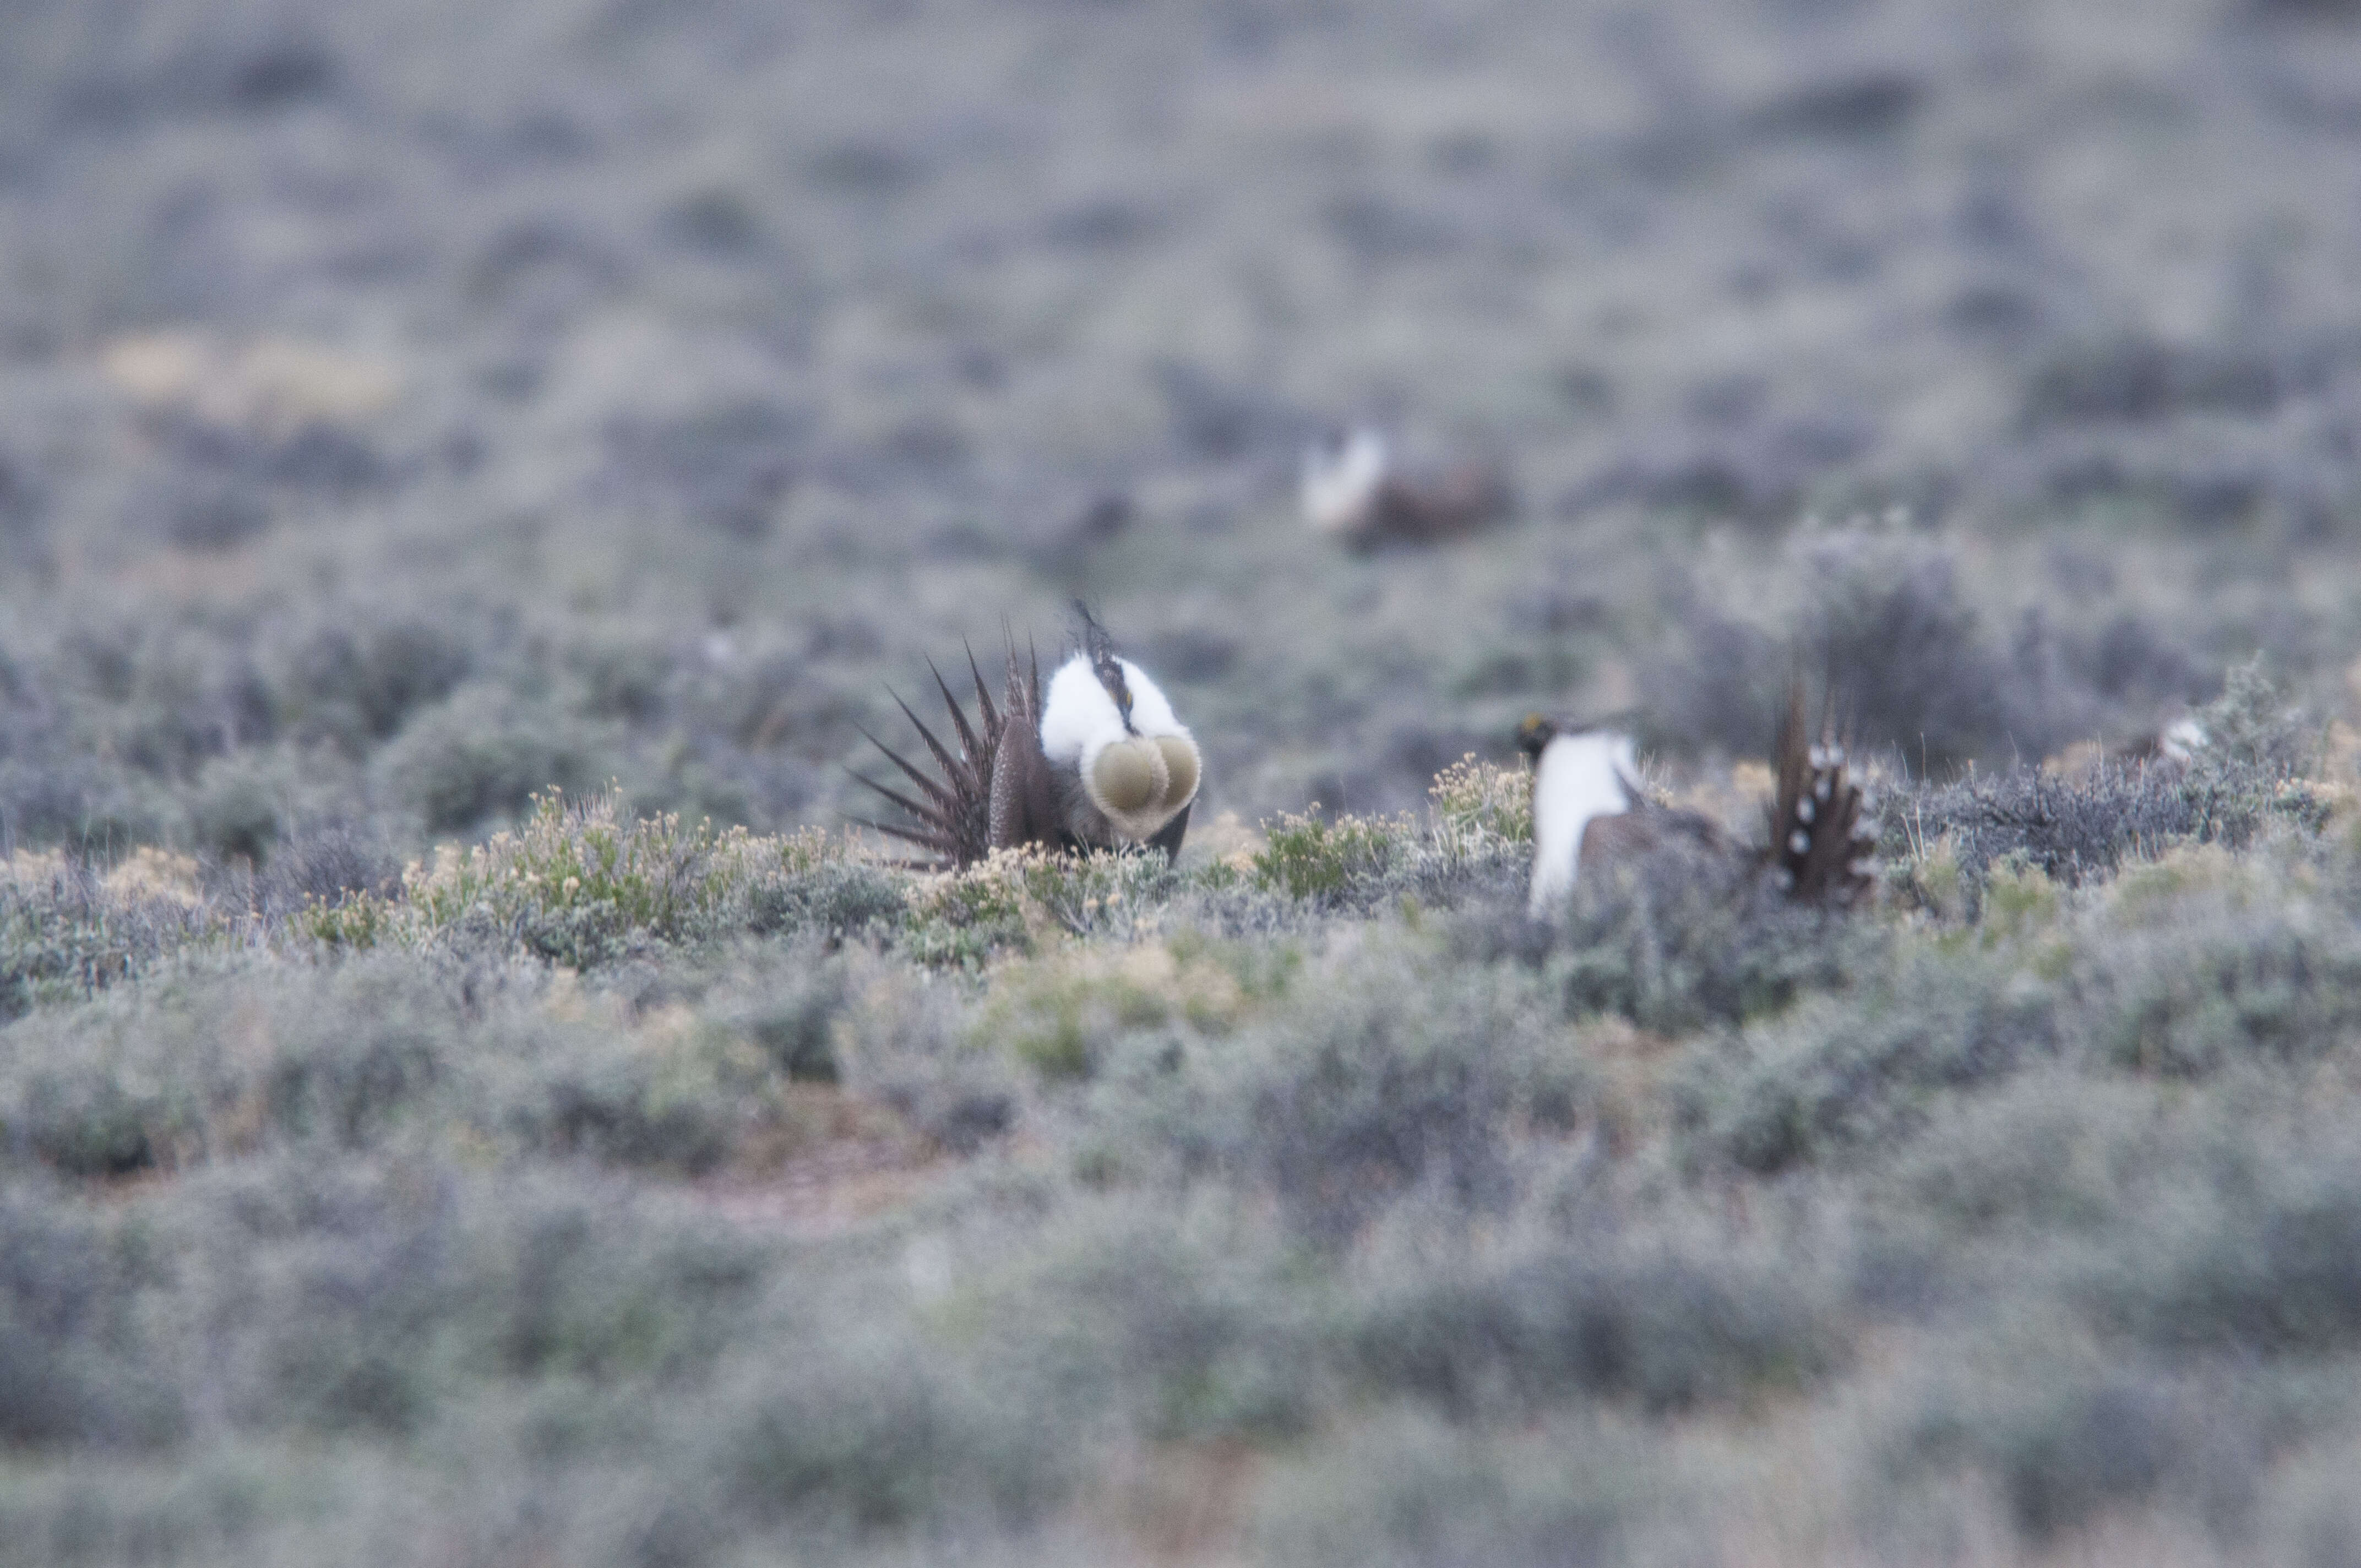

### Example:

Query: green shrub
xmin=743 ymin=858 xmax=905 ymax=941
xmin=297 ymin=791 xmax=868 ymax=968
xmin=948 ymin=1193 xmax=1324 ymax=1445
xmin=899 ymin=849 xmax=1041 ymax=967
xmin=0 ymin=952 xmax=819 ymax=1180
xmin=0 ymin=1192 xmax=185 ymax=1448
xmin=1248 ymin=1408 xmax=1682 ymax=1568
xmin=2081 ymin=1144 xmax=2361 ymax=1358
xmin=974 ymin=938 xmax=1252 ymax=1080
xmin=1250 ymin=809 xmax=1413 ymax=905
xmin=371 ymin=683 xmax=605 ymax=834
xmin=482 ymin=1005 xmax=774 ymax=1175
xmin=1 ymin=850 xmax=224 ymax=1021
xmin=1881 ymin=1072 xmax=2164 ymax=1240
xmin=116 ymin=1152 xmax=768 ymax=1444
xmin=2071 ymin=854 xmax=2361 ymax=1076
xmin=0 ymin=979 xmax=224 ymax=1177
xmin=714 ymin=1337 xmax=1059 ymax=1533
xmin=0 ymin=1451 xmax=306 ymax=1567
xmin=705 ymin=948 xmax=852 ymax=1082
xmin=1683 ymin=946 xmax=2061 ymax=1173
xmin=1103 ymin=935 xmax=1585 ymax=1237
xmin=1883 ymin=674 xmax=2337 ymax=905
xmin=2193 ymin=653 xmax=2319 ymax=781
xmin=1427 ymin=753 xmax=1532 ymax=863
xmin=1889 ymin=1351 xmax=2259 ymax=1543
xmin=406 ymin=791 xmax=736 ymax=963
xmin=278 ymin=618 xmax=473 ymax=749
xmin=1342 ymin=1231 xmax=1845 ymax=1415
xmin=1539 ymin=838 xmax=1872 ymax=1033
xmin=475 ymin=1194 xmax=766 ymax=1381
xmin=188 ymin=752 xmax=284 ymax=865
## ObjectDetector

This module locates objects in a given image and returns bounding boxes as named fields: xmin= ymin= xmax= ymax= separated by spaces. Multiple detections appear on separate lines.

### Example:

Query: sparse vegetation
xmin=8 ymin=0 xmax=2361 ymax=1562
xmin=4 ymin=700 xmax=2357 ymax=1564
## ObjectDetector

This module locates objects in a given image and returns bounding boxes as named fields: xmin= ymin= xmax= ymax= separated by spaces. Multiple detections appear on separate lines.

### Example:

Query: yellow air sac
xmin=1155 ymin=737 xmax=1200 ymax=810
xmin=1091 ymin=738 xmax=1166 ymax=814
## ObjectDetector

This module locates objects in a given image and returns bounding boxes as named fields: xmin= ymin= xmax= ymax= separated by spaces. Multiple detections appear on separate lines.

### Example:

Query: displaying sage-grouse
xmin=855 ymin=609 xmax=1200 ymax=867
xmin=1517 ymin=681 xmax=1874 ymax=917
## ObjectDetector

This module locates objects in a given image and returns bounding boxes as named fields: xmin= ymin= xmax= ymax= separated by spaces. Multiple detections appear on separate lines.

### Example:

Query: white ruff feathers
xmin=1040 ymin=654 xmax=1185 ymax=760
xmin=1039 ymin=653 xmax=1198 ymax=839
xmin=1528 ymin=731 xmax=1635 ymax=917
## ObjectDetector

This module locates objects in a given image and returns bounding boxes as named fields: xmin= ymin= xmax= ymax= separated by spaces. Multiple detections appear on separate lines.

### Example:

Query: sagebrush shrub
xmin=2078 ymin=1136 xmax=2361 ymax=1358
xmin=298 ymin=790 xmax=858 ymax=966
xmin=1684 ymin=946 xmax=2062 ymax=1173
xmin=0 ymin=850 xmax=224 ymax=1021
xmin=1801 ymin=531 xmax=2008 ymax=771
xmin=371 ymin=684 xmax=604 ymax=834
xmin=1427 ymin=754 xmax=1532 ymax=859
xmin=0 ymin=1189 xmax=187 ymax=1447
xmin=1883 ymin=751 xmax=2331 ymax=905
xmin=1249 ymin=809 xmax=1413 ymax=906
xmin=1342 ymin=1229 xmax=1845 ymax=1415
xmin=1103 ymin=937 xmax=1585 ymax=1238
xmin=1890 ymin=1355 xmax=2252 ymax=1542
xmin=277 ymin=618 xmax=474 ymax=749
xmin=1247 ymin=1408 xmax=1680 ymax=1568
xmin=1538 ymin=837 xmax=1870 ymax=1033
xmin=975 ymin=938 xmax=1250 ymax=1079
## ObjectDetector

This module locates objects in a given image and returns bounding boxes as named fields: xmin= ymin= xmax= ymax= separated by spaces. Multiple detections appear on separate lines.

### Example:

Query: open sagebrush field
xmin=8 ymin=0 xmax=2361 ymax=1562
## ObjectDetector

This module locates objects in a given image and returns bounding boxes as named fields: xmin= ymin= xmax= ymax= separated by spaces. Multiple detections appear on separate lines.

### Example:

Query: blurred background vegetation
xmin=8 ymin=0 xmax=2361 ymax=1563
xmin=7 ymin=0 xmax=2361 ymax=859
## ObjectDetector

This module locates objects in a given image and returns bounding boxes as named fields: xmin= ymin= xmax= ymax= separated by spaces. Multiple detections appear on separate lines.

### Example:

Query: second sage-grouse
xmin=1300 ymin=427 xmax=1510 ymax=551
xmin=856 ymin=608 xmax=1201 ymax=867
xmin=1517 ymin=682 xmax=1874 ymax=918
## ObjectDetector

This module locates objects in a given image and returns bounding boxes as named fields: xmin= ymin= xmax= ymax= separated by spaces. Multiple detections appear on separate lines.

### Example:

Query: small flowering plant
xmin=1428 ymin=752 xmax=1533 ymax=861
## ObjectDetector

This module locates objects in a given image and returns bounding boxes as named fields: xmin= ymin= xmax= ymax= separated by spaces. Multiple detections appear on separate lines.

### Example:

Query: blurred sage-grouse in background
xmin=1517 ymin=680 xmax=1874 ymax=918
xmin=1301 ymin=427 xmax=1510 ymax=551
xmin=856 ymin=607 xmax=1201 ymax=867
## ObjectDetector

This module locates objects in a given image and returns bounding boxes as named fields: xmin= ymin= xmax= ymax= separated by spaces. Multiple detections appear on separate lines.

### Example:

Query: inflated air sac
xmin=1091 ymin=737 xmax=1168 ymax=815
xmin=1154 ymin=736 xmax=1200 ymax=811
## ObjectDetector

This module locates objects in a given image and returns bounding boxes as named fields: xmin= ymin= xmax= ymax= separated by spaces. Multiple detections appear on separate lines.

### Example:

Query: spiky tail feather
xmin=1766 ymin=678 xmax=1875 ymax=907
xmin=852 ymin=643 xmax=1014 ymax=868
xmin=988 ymin=635 xmax=1063 ymax=855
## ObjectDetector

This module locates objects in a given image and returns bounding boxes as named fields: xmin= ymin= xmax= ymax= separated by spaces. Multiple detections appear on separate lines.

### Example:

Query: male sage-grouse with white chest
xmin=854 ymin=607 xmax=1201 ymax=867
xmin=1517 ymin=679 xmax=1874 ymax=918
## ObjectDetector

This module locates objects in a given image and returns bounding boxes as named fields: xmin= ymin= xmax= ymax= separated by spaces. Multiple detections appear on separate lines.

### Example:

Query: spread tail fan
xmin=852 ymin=643 xmax=1014 ymax=868
xmin=1766 ymin=677 xmax=1874 ymax=907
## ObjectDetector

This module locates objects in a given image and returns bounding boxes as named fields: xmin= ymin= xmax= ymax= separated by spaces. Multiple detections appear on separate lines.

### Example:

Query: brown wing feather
xmin=1576 ymin=805 xmax=1727 ymax=874
xmin=1575 ymin=810 xmax=1647 ymax=872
